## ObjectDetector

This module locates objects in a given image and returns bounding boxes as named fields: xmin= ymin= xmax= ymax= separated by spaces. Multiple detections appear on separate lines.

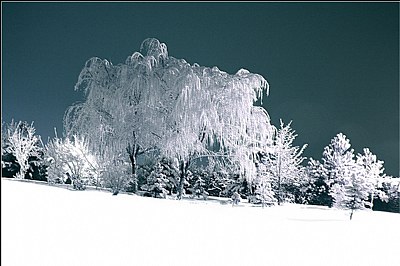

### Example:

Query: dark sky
xmin=2 ymin=2 xmax=399 ymax=176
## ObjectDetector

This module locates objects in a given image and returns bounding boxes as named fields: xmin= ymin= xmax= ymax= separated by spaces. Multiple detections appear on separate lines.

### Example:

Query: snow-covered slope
xmin=2 ymin=179 xmax=399 ymax=266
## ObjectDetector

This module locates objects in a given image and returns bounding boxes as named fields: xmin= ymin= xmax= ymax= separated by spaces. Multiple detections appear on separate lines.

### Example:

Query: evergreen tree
xmin=207 ymin=169 xmax=231 ymax=197
xmin=141 ymin=161 xmax=170 ymax=198
xmin=330 ymin=166 xmax=372 ymax=220
xmin=372 ymin=177 xmax=400 ymax=213
xmin=320 ymin=133 xmax=356 ymax=207
xmin=306 ymin=158 xmax=335 ymax=206
xmin=315 ymin=133 xmax=379 ymax=219
xmin=254 ymin=174 xmax=276 ymax=207
xmin=189 ymin=170 xmax=209 ymax=200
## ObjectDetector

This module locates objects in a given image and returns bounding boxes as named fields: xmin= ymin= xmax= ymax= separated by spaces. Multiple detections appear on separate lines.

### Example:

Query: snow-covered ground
xmin=2 ymin=179 xmax=399 ymax=266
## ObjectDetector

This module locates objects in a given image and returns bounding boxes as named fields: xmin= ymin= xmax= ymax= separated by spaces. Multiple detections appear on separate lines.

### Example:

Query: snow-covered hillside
xmin=2 ymin=179 xmax=399 ymax=266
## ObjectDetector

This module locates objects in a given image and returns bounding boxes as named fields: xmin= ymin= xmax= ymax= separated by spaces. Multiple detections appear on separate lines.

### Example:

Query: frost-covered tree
xmin=154 ymin=49 xmax=273 ymax=199
xmin=373 ymin=177 xmax=400 ymax=213
xmin=206 ymin=168 xmax=232 ymax=197
xmin=64 ymin=40 xmax=168 ymax=191
xmin=323 ymin=134 xmax=376 ymax=218
xmin=254 ymin=174 xmax=276 ymax=207
xmin=4 ymin=120 xmax=42 ymax=179
xmin=319 ymin=133 xmax=357 ymax=207
xmin=64 ymin=38 xmax=274 ymax=199
xmin=137 ymin=157 xmax=180 ymax=196
xmin=330 ymin=165 xmax=373 ymax=220
xmin=101 ymin=153 xmax=132 ymax=195
xmin=313 ymin=133 xmax=377 ymax=218
xmin=306 ymin=158 xmax=332 ymax=206
xmin=141 ymin=161 xmax=170 ymax=198
xmin=356 ymin=148 xmax=386 ymax=209
xmin=257 ymin=120 xmax=307 ymax=205
xmin=45 ymin=135 xmax=99 ymax=187
xmin=188 ymin=170 xmax=209 ymax=200
xmin=308 ymin=134 xmax=392 ymax=215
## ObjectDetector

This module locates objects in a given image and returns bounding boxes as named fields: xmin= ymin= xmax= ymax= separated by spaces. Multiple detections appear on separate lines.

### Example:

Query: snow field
xmin=2 ymin=179 xmax=399 ymax=266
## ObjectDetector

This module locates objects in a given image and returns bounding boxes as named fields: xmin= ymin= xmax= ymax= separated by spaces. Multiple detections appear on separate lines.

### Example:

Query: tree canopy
xmin=64 ymin=38 xmax=273 ymax=186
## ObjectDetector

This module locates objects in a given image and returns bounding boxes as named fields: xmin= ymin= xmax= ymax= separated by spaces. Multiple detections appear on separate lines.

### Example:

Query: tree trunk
xmin=129 ymin=154 xmax=137 ymax=192
xmin=127 ymin=136 xmax=141 ymax=193
xmin=350 ymin=208 xmax=354 ymax=220
xmin=277 ymin=155 xmax=282 ymax=206
xmin=370 ymin=192 xmax=374 ymax=210
xmin=177 ymin=160 xmax=188 ymax=200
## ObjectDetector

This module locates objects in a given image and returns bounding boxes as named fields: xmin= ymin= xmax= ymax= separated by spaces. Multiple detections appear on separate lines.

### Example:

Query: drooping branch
xmin=64 ymin=38 xmax=274 ymax=193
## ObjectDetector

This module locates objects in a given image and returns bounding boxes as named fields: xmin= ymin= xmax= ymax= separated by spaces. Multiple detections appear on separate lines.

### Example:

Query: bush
xmin=72 ymin=178 xmax=86 ymax=190
xmin=1 ymin=152 xmax=48 ymax=182
xmin=102 ymin=170 xmax=131 ymax=195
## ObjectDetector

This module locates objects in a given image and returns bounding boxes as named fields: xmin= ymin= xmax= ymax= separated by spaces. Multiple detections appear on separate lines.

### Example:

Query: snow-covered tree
xmin=101 ymin=154 xmax=132 ymax=195
xmin=356 ymin=148 xmax=386 ymax=209
xmin=257 ymin=120 xmax=307 ymax=205
xmin=188 ymin=170 xmax=209 ymax=200
xmin=207 ymin=168 xmax=232 ymax=197
xmin=152 ymin=45 xmax=273 ymax=199
xmin=141 ymin=161 xmax=170 ymax=198
xmin=45 ymin=135 xmax=99 ymax=187
xmin=4 ymin=120 xmax=42 ymax=179
xmin=319 ymin=133 xmax=358 ymax=208
xmin=313 ymin=133 xmax=378 ymax=219
xmin=64 ymin=41 xmax=167 ymax=191
xmin=64 ymin=38 xmax=274 ymax=199
xmin=254 ymin=174 xmax=276 ymax=207
xmin=330 ymin=165 xmax=373 ymax=220
xmin=373 ymin=177 xmax=400 ymax=213
xmin=306 ymin=158 xmax=332 ymax=206
xmin=308 ymin=134 xmax=394 ymax=216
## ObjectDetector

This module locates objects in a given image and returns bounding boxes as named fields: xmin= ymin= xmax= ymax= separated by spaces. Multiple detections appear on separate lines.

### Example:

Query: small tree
xmin=45 ymin=135 xmax=99 ymax=187
xmin=101 ymin=156 xmax=131 ymax=195
xmin=331 ymin=166 xmax=373 ymax=220
xmin=141 ymin=161 xmax=170 ymax=198
xmin=254 ymin=175 xmax=276 ymax=207
xmin=320 ymin=133 xmax=357 ymax=207
xmin=318 ymin=133 xmax=380 ymax=219
xmin=207 ymin=168 xmax=231 ymax=197
xmin=257 ymin=120 xmax=307 ymax=205
xmin=356 ymin=148 xmax=386 ymax=209
xmin=306 ymin=158 xmax=332 ymax=206
xmin=373 ymin=177 xmax=399 ymax=213
xmin=4 ymin=120 xmax=42 ymax=179
xmin=188 ymin=169 xmax=209 ymax=200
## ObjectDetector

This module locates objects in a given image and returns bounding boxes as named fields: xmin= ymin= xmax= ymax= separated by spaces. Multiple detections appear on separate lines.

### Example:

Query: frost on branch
xmin=5 ymin=120 xmax=42 ymax=179
xmin=45 ymin=135 xmax=99 ymax=187
xmin=64 ymin=38 xmax=273 ymax=197
xmin=310 ymin=133 xmax=382 ymax=218
xmin=255 ymin=120 xmax=307 ymax=205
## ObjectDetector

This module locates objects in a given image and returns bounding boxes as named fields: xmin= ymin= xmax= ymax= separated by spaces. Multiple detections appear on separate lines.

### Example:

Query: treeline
xmin=2 ymin=119 xmax=399 ymax=215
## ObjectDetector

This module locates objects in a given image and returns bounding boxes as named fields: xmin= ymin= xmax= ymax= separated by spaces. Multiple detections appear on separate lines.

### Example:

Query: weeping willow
xmin=64 ymin=38 xmax=274 ymax=190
